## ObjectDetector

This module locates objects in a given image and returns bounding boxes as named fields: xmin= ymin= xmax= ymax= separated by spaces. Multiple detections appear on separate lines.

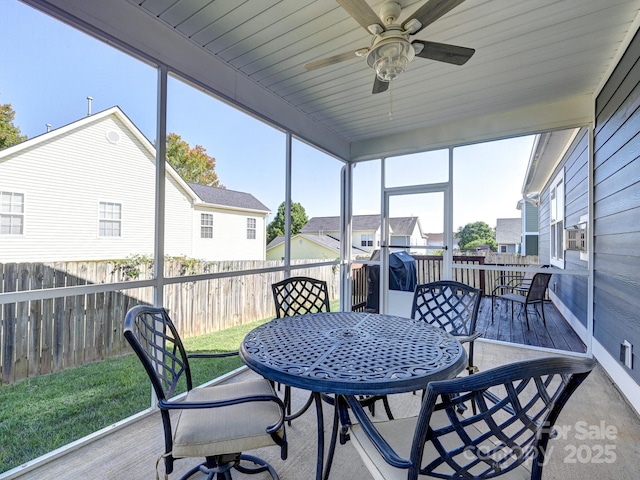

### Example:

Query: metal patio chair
xmin=272 ymin=276 xmax=393 ymax=422
xmin=492 ymin=272 xmax=552 ymax=329
xmin=124 ymin=305 xmax=287 ymax=480
xmin=348 ymin=356 xmax=596 ymax=480
xmin=411 ymin=281 xmax=483 ymax=377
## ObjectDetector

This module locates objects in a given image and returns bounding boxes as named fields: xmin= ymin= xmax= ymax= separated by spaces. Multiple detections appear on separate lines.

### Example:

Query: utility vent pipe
xmin=46 ymin=123 xmax=51 ymax=132
xmin=87 ymin=96 xmax=93 ymax=116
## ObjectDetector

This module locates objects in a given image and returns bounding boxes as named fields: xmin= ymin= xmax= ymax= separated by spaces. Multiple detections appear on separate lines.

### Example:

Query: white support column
xmin=340 ymin=163 xmax=353 ymax=311
xmin=284 ymin=132 xmax=292 ymax=277
xmin=154 ymin=65 xmax=168 ymax=308
xmin=380 ymin=158 xmax=389 ymax=313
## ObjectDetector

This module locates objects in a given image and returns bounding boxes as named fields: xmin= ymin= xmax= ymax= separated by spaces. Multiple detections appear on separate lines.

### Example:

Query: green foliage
xmin=166 ymin=132 xmax=223 ymax=187
xmin=266 ymin=201 xmax=309 ymax=244
xmin=456 ymin=221 xmax=497 ymax=251
xmin=0 ymin=101 xmax=27 ymax=150
xmin=0 ymin=319 xmax=267 ymax=473
xmin=112 ymin=254 xmax=204 ymax=279
xmin=112 ymin=254 xmax=154 ymax=279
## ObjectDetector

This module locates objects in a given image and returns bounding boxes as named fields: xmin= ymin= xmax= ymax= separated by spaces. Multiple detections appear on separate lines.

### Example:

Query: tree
xmin=165 ymin=133 xmax=223 ymax=187
xmin=0 ymin=101 xmax=27 ymax=150
xmin=267 ymin=201 xmax=308 ymax=244
xmin=456 ymin=221 xmax=497 ymax=251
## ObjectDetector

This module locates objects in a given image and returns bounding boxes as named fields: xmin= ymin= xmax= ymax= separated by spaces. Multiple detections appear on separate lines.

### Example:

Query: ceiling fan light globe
xmin=374 ymin=56 xmax=407 ymax=81
xmin=368 ymin=40 xmax=414 ymax=82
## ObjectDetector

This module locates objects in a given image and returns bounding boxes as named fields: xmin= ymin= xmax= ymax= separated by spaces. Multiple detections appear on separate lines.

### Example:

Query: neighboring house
xmin=424 ymin=232 xmax=460 ymax=253
xmin=495 ymin=218 xmax=522 ymax=254
xmin=188 ymin=183 xmax=269 ymax=262
xmin=517 ymin=198 xmax=540 ymax=256
xmin=301 ymin=215 xmax=426 ymax=254
xmin=266 ymin=233 xmax=368 ymax=260
xmin=0 ymin=106 xmax=268 ymax=262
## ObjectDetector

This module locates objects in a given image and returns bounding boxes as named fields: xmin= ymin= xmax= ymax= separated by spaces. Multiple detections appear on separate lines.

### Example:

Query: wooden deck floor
xmin=477 ymin=296 xmax=586 ymax=353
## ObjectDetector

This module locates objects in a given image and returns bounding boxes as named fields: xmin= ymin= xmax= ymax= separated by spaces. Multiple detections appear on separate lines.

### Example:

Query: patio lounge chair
xmin=492 ymin=272 xmax=553 ymax=329
xmin=348 ymin=356 xmax=596 ymax=480
xmin=124 ymin=305 xmax=287 ymax=480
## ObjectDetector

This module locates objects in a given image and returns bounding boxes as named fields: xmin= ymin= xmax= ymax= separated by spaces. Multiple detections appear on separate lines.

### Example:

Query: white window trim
xmin=247 ymin=217 xmax=256 ymax=240
xmin=201 ymin=213 xmax=214 ymax=239
xmin=0 ymin=190 xmax=26 ymax=236
xmin=98 ymin=201 xmax=123 ymax=238
xmin=549 ymin=170 xmax=564 ymax=268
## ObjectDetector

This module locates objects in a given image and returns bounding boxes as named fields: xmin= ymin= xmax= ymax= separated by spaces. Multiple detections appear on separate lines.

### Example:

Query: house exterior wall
xmin=593 ymin=29 xmax=640 ymax=386
xmin=539 ymin=128 xmax=590 ymax=331
xmin=0 ymin=114 xmax=191 ymax=262
xmin=266 ymin=237 xmax=335 ymax=260
xmin=192 ymin=207 xmax=266 ymax=261
xmin=523 ymin=202 xmax=539 ymax=256
xmin=354 ymin=229 xmax=378 ymax=252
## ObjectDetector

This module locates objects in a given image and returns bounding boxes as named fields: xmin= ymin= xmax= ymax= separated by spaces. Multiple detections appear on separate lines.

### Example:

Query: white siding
xmin=192 ymin=207 xmax=266 ymax=261
xmin=0 ymin=113 xmax=193 ymax=262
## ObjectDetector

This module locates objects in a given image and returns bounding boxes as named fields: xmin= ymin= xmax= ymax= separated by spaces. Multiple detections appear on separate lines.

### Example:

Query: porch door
xmin=380 ymin=183 xmax=452 ymax=315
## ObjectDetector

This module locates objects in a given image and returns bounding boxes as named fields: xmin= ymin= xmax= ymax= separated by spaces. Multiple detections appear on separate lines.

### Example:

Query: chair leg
xmin=491 ymin=295 xmax=495 ymax=323
xmin=524 ymin=304 xmax=530 ymax=330
xmin=541 ymin=301 xmax=546 ymax=325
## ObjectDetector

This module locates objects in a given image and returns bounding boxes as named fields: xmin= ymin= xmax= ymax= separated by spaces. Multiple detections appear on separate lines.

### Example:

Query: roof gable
xmin=188 ymin=183 xmax=269 ymax=212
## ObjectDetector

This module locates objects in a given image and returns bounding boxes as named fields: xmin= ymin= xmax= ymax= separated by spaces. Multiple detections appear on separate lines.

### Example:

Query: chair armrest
xmin=187 ymin=351 xmax=239 ymax=359
xmin=345 ymin=396 xmax=412 ymax=469
xmin=159 ymin=392 xmax=286 ymax=433
xmin=453 ymin=331 xmax=482 ymax=344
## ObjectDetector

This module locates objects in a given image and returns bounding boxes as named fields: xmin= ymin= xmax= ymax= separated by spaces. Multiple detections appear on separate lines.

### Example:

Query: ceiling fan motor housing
xmin=366 ymin=29 xmax=415 ymax=82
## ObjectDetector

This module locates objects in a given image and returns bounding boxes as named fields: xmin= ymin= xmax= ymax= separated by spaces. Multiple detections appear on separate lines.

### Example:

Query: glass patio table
xmin=240 ymin=311 xmax=467 ymax=480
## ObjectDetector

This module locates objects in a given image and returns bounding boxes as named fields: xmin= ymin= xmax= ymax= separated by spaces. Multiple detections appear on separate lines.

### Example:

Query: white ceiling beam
xmin=348 ymin=95 xmax=593 ymax=161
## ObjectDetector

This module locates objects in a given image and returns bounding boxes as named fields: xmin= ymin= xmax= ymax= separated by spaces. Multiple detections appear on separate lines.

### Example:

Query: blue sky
xmin=1 ymin=0 xmax=533 ymax=231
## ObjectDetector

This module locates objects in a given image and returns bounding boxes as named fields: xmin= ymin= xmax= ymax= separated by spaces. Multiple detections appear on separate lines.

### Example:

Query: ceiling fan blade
xmin=403 ymin=0 xmax=466 ymax=34
xmin=304 ymin=49 xmax=364 ymax=71
xmin=336 ymin=0 xmax=385 ymax=32
xmin=372 ymin=76 xmax=389 ymax=94
xmin=412 ymin=40 xmax=475 ymax=65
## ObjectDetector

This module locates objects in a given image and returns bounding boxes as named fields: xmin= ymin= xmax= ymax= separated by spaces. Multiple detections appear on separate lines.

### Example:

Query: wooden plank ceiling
xmin=23 ymin=0 xmax=640 ymax=161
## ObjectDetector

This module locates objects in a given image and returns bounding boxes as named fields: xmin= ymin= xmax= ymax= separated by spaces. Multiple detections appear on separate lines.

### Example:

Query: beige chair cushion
xmin=172 ymin=378 xmax=284 ymax=458
xmin=350 ymin=411 xmax=531 ymax=480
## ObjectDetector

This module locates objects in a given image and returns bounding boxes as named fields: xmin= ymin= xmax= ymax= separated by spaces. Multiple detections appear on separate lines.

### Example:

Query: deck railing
xmin=351 ymin=254 xmax=541 ymax=311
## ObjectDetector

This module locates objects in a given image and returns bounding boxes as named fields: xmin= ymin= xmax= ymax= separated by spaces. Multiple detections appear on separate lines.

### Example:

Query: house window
xmin=550 ymin=172 xmax=564 ymax=267
xmin=361 ymin=234 xmax=373 ymax=247
xmin=247 ymin=218 xmax=256 ymax=239
xmin=201 ymin=213 xmax=213 ymax=238
xmin=500 ymin=245 xmax=507 ymax=253
xmin=0 ymin=191 xmax=24 ymax=235
xmin=99 ymin=201 xmax=121 ymax=237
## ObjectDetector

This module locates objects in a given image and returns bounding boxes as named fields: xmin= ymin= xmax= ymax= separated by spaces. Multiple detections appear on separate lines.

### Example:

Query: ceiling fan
xmin=304 ymin=0 xmax=475 ymax=94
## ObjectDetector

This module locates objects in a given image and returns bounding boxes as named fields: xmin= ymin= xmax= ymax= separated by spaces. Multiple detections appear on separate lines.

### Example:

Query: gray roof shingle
xmin=188 ymin=183 xmax=269 ymax=212
xmin=496 ymin=218 xmax=522 ymax=244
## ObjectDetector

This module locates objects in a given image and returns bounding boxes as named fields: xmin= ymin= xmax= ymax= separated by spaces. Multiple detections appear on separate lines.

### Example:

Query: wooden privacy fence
xmin=0 ymin=260 xmax=339 ymax=384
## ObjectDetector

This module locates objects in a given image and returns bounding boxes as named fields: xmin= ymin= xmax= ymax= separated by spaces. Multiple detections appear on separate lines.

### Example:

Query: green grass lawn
xmin=0 ymin=317 xmax=271 ymax=474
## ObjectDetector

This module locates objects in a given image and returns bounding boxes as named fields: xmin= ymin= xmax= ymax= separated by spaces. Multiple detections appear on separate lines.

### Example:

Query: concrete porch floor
xmin=8 ymin=341 xmax=639 ymax=480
